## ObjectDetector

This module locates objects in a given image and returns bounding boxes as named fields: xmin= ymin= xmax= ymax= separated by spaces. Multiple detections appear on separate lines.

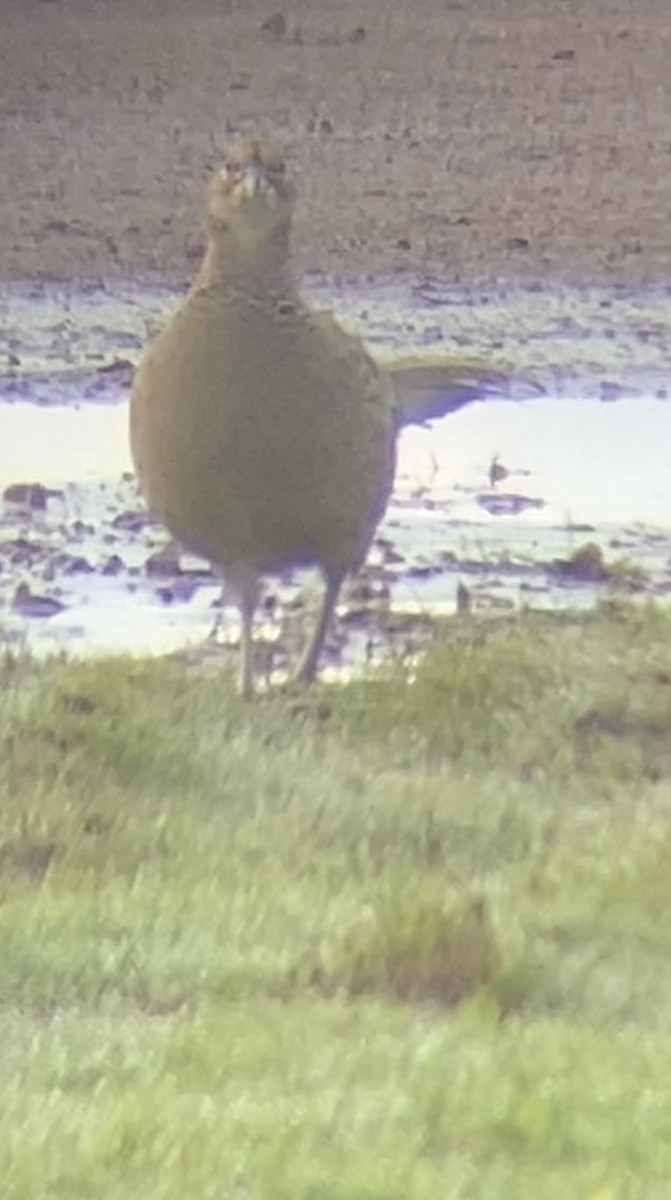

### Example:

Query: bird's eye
xmin=267 ymin=161 xmax=286 ymax=177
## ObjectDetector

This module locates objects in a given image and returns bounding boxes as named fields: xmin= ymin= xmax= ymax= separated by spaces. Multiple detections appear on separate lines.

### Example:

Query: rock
xmin=3 ymin=482 xmax=51 ymax=510
xmin=12 ymin=583 xmax=66 ymax=618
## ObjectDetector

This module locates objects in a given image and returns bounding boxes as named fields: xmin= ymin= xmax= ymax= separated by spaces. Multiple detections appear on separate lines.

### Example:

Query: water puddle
xmin=1 ymin=279 xmax=670 ymax=667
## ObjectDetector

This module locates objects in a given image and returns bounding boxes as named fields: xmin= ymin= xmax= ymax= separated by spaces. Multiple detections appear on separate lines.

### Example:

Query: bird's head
xmin=206 ymin=137 xmax=294 ymax=252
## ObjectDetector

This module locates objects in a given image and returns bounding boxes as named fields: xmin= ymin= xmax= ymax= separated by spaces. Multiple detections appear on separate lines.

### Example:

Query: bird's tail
xmin=387 ymin=354 xmax=544 ymax=428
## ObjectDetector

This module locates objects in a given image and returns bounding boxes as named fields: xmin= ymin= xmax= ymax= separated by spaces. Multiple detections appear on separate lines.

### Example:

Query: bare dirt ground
xmin=1 ymin=0 xmax=670 ymax=289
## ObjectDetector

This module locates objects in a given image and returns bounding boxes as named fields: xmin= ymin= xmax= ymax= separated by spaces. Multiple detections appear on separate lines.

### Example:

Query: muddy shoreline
xmin=2 ymin=278 xmax=670 ymax=670
xmin=3 ymin=276 xmax=670 ymax=404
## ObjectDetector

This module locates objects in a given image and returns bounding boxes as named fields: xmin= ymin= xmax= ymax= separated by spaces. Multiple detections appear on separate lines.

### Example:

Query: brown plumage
xmin=130 ymin=137 xmax=396 ymax=696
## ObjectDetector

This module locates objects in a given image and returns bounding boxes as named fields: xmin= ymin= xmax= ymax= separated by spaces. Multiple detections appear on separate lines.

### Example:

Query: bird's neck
xmin=197 ymin=225 xmax=294 ymax=299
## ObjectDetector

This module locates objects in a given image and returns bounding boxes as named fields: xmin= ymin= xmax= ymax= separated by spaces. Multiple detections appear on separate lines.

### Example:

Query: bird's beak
xmin=241 ymin=165 xmax=265 ymax=199
xmin=238 ymin=164 xmax=280 ymax=210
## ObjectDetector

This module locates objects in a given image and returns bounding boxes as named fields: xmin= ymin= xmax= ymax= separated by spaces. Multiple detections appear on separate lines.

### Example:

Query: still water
xmin=1 ymin=280 xmax=670 ymax=659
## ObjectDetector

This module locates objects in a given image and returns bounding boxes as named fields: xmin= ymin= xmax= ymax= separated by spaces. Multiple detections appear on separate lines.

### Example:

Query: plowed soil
xmin=2 ymin=0 xmax=670 ymax=289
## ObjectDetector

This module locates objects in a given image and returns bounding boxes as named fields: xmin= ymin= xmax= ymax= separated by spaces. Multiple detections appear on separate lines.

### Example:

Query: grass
xmin=2 ymin=602 xmax=671 ymax=1197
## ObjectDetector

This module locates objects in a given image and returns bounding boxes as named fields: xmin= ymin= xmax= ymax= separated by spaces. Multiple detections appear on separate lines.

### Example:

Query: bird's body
xmin=130 ymin=137 xmax=396 ymax=695
xmin=132 ymin=288 xmax=393 ymax=577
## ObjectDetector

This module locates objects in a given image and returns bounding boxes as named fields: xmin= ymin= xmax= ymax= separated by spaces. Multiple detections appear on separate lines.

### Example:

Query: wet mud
xmin=1 ymin=278 xmax=670 ymax=674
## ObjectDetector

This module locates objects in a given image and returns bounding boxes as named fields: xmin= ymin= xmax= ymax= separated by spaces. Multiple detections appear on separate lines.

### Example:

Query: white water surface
xmin=2 ymin=395 xmax=671 ymax=530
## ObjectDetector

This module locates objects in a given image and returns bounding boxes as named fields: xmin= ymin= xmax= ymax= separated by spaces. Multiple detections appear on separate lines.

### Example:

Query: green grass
xmin=2 ymin=603 xmax=671 ymax=1197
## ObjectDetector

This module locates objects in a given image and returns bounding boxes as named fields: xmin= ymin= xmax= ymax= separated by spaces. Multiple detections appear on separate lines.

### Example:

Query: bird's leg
xmin=236 ymin=572 xmax=259 ymax=700
xmin=290 ymin=566 xmax=345 ymax=687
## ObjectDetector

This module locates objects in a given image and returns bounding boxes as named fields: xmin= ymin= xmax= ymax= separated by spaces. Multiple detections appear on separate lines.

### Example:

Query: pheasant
xmin=130 ymin=137 xmax=396 ymax=696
